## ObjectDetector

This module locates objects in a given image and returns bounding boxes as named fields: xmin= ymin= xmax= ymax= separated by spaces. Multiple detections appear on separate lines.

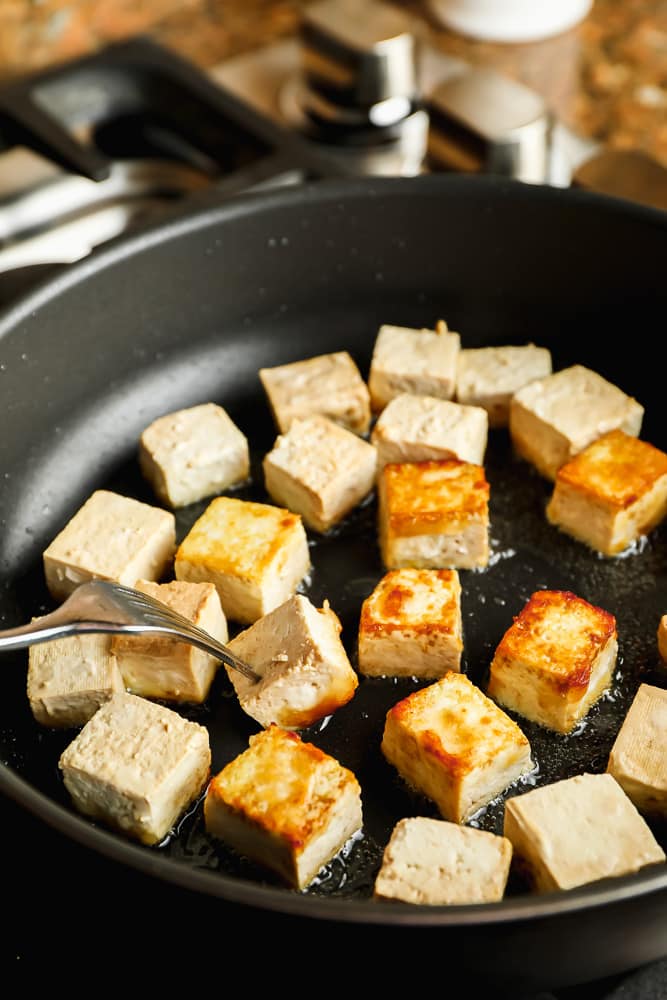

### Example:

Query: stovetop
xmin=3 ymin=0 xmax=651 ymax=301
xmin=0 ymin=3 xmax=664 ymax=987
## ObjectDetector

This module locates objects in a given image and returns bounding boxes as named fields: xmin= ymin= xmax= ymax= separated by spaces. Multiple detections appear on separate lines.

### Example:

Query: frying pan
xmin=0 ymin=173 xmax=665 ymax=985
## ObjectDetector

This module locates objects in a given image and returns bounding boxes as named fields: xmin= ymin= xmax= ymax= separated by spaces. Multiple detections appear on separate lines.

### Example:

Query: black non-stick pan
xmin=0 ymin=174 xmax=665 ymax=985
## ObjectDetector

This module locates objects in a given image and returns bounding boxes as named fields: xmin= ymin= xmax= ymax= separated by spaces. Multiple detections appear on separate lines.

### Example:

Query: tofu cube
xmin=259 ymin=350 xmax=371 ymax=435
xmin=487 ymin=590 xmax=618 ymax=735
xmin=373 ymin=816 xmax=513 ymax=905
xmin=43 ymin=489 xmax=176 ymax=602
xmin=226 ymin=593 xmax=358 ymax=730
xmin=509 ymin=364 xmax=644 ymax=481
xmin=59 ymin=691 xmax=211 ymax=846
xmin=371 ymin=393 xmax=488 ymax=473
xmin=27 ymin=632 xmax=123 ymax=728
xmin=658 ymin=615 xmax=667 ymax=663
xmin=139 ymin=402 xmax=250 ymax=508
xmin=455 ymin=343 xmax=552 ymax=428
xmin=204 ymin=724 xmax=363 ymax=890
xmin=606 ymin=683 xmax=667 ymax=818
xmin=381 ymin=671 xmax=534 ymax=823
xmin=110 ymin=579 xmax=228 ymax=704
xmin=174 ymin=496 xmax=310 ymax=625
xmin=378 ymin=459 xmax=490 ymax=571
xmin=263 ymin=414 xmax=377 ymax=533
xmin=357 ymin=568 xmax=463 ymax=678
xmin=546 ymin=430 xmax=667 ymax=556
xmin=368 ymin=320 xmax=461 ymax=413
xmin=503 ymin=772 xmax=665 ymax=893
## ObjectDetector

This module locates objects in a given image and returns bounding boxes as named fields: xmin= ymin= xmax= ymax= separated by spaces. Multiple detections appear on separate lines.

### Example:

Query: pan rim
xmin=1 ymin=171 xmax=665 ymax=337
xmin=1 ymin=172 xmax=666 ymax=927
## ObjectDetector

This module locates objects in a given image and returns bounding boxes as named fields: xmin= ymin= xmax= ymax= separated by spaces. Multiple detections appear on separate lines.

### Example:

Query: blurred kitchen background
xmin=0 ymin=0 xmax=667 ymax=167
xmin=1 ymin=0 xmax=664 ymax=173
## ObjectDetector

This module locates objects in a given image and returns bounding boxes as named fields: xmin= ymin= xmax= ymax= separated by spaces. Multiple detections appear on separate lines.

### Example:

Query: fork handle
xmin=0 ymin=608 xmax=79 ymax=651
xmin=0 ymin=615 xmax=260 ymax=683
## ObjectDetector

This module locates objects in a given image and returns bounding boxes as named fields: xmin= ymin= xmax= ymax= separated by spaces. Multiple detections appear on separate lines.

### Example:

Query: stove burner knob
xmin=425 ymin=67 xmax=553 ymax=184
xmin=297 ymin=0 xmax=422 ymax=139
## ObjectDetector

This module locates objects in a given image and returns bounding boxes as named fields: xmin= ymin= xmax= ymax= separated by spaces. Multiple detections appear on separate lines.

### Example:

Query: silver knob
xmin=299 ymin=0 xmax=420 ymax=131
xmin=426 ymin=66 xmax=552 ymax=184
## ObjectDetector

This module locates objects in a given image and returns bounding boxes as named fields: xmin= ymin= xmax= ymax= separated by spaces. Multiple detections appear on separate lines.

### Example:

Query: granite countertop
xmin=0 ymin=0 xmax=664 ymax=171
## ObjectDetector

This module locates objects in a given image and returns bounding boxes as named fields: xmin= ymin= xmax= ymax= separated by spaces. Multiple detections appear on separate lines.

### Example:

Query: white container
xmin=427 ymin=0 xmax=594 ymax=43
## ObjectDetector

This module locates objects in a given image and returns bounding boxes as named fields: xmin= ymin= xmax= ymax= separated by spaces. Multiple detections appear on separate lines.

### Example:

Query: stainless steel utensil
xmin=0 ymin=580 xmax=259 ymax=683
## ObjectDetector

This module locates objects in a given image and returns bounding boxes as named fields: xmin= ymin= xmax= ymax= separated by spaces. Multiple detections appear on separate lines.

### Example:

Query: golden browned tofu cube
xmin=455 ymin=343 xmax=552 ymax=428
xmin=381 ymin=671 xmax=534 ymax=823
xmin=371 ymin=392 xmax=488 ymax=473
xmin=503 ymin=773 xmax=665 ymax=893
xmin=546 ymin=430 xmax=667 ymax=556
xmin=357 ymin=568 xmax=463 ymax=678
xmin=658 ymin=615 xmax=667 ymax=663
xmin=258 ymin=350 xmax=371 ymax=435
xmin=226 ymin=594 xmax=358 ymax=730
xmin=263 ymin=414 xmax=377 ymax=533
xmin=509 ymin=364 xmax=644 ymax=481
xmin=174 ymin=496 xmax=310 ymax=625
xmin=606 ymin=683 xmax=667 ymax=818
xmin=374 ymin=816 xmax=513 ymax=905
xmin=110 ymin=579 xmax=228 ymax=704
xmin=487 ymin=589 xmax=618 ymax=735
xmin=27 ymin=632 xmax=123 ymax=728
xmin=368 ymin=320 xmax=461 ymax=413
xmin=204 ymin=725 xmax=363 ymax=890
xmin=43 ymin=489 xmax=176 ymax=602
xmin=139 ymin=402 xmax=250 ymax=509
xmin=378 ymin=459 xmax=490 ymax=570
xmin=59 ymin=691 xmax=211 ymax=846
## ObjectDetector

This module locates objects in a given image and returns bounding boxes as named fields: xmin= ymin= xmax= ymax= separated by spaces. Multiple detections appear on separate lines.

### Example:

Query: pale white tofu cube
xmin=378 ymin=459 xmax=490 ymax=570
xmin=43 ymin=489 xmax=176 ymax=602
xmin=226 ymin=593 xmax=358 ymax=730
xmin=259 ymin=350 xmax=371 ymax=435
xmin=263 ymin=414 xmax=377 ymax=533
xmin=374 ymin=816 xmax=513 ymax=905
xmin=509 ymin=364 xmax=644 ymax=481
xmin=139 ymin=402 xmax=250 ymax=508
xmin=204 ymin=724 xmax=363 ymax=890
xmin=110 ymin=578 xmax=228 ymax=704
xmin=371 ymin=393 xmax=488 ymax=474
xmin=174 ymin=496 xmax=310 ymax=625
xmin=381 ymin=671 xmax=534 ymax=823
xmin=27 ymin=632 xmax=123 ymax=728
xmin=358 ymin=568 xmax=463 ymax=678
xmin=487 ymin=589 xmax=618 ymax=735
xmin=368 ymin=320 xmax=460 ymax=413
xmin=607 ymin=684 xmax=667 ymax=818
xmin=503 ymin=772 xmax=665 ymax=893
xmin=455 ymin=343 xmax=552 ymax=427
xmin=59 ymin=691 xmax=211 ymax=846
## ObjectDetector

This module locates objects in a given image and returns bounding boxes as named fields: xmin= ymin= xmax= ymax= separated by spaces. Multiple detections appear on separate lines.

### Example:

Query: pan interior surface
xmin=0 ymin=175 xmax=665 ymax=931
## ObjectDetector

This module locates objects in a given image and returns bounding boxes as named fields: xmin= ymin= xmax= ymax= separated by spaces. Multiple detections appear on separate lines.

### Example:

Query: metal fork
xmin=0 ymin=580 xmax=259 ymax=683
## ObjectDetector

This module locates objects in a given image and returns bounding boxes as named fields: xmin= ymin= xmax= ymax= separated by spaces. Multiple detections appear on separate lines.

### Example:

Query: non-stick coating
xmin=0 ymin=175 xmax=665 ymax=983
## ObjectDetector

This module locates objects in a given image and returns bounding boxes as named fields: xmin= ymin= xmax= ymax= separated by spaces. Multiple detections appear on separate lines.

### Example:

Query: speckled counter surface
xmin=0 ymin=0 xmax=665 ymax=167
